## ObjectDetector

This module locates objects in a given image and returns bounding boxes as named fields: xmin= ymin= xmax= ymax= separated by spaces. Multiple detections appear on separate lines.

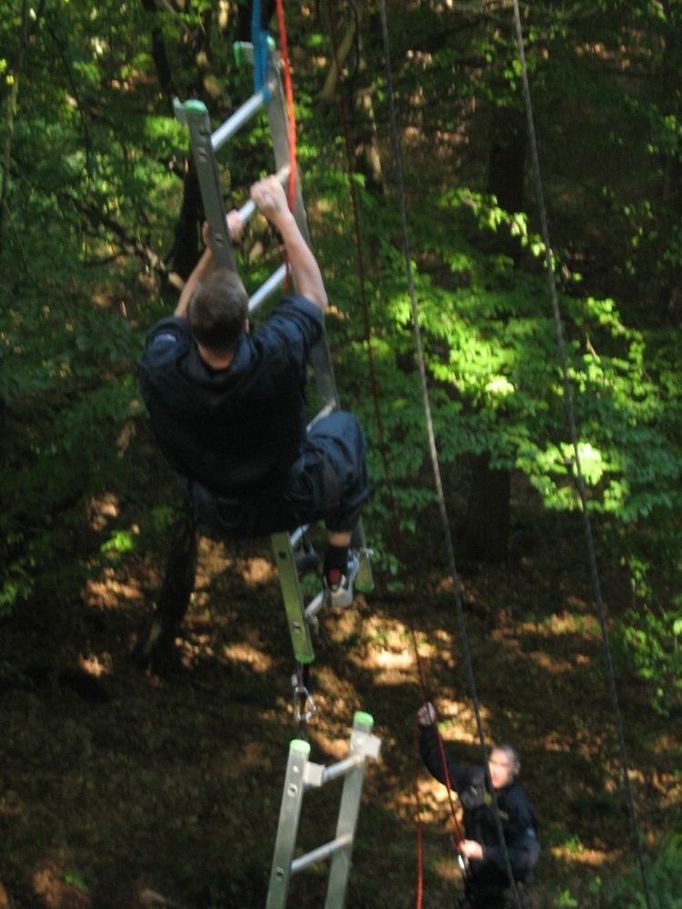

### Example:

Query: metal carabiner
xmin=291 ymin=665 xmax=317 ymax=726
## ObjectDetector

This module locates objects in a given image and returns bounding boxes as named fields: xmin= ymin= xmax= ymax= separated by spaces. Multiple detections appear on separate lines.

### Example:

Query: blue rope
xmin=251 ymin=0 xmax=270 ymax=100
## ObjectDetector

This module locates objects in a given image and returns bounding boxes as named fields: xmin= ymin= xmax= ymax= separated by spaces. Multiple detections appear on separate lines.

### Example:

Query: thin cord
xmin=378 ymin=3 xmax=522 ymax=906
xmin=326 ymin=5 xmax=466 ymax=897
xmin=510 ymin=4 xmax=654 ymax=907
xmin=413 ymin=721 xmax=424 ymax=909
xmin=324 ymin=0 xmax=392 ymax=485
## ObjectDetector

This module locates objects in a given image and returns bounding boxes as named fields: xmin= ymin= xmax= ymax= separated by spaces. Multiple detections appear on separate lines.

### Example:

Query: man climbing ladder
xmin=136 ymin=175 xmax=369 ymax=670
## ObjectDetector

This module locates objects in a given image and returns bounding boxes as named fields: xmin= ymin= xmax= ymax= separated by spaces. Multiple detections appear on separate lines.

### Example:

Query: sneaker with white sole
xmin=324 ymin=550 xmax=360 ymax=608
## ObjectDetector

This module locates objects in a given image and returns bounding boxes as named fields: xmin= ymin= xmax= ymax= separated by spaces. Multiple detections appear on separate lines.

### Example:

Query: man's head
xmin=187 ymin=266 xmax=248 ymax=357
xmin=488 ymin=744 xmax=520 ymax=790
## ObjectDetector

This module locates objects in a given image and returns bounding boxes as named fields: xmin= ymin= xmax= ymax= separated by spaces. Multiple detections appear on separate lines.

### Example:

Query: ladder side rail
xmin=351 ymin=521 xmax=373 ymax=592
xmin=260 ymin=51 xmax=373 ymax=592
xmin=324 ymin=714 xmax=379 ymax=909
xmin=308 ymin=337 xmax=339 ymax=413
xmin=260 ymin=46 xmax=374 ymax=594
xmin=262 ymin=53 xmax=340 ymax=412
xmin=271 ymin=531 xmax=315 ymax=664
xmin=267 ymin=740 xmax=311 ymax=909
xmin=176 ymin=100 xmax=236 ymax=271
xmin=260 ymin=50 xmax=326 ymax=670
xmin=263 ymin=55 xmax=310 ymax=245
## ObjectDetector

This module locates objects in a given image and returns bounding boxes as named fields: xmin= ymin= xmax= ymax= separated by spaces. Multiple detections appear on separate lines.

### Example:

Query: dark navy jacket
xmin=419 ymin=725 xmax=539 ymax=888
xmin=138 ymin=294 xmax=323 ymax=496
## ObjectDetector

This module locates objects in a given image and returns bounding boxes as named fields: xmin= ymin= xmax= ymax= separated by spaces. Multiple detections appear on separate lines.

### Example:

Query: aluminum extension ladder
xmin=173 ymin=40 xmax=373 ymax=669
xmin=267 ymin=711 xmax=381 ymax=909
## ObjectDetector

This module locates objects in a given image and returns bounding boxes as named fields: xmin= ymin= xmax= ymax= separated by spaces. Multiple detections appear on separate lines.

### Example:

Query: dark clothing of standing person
xmin=418 ymin=706 xmax=540 ymax=908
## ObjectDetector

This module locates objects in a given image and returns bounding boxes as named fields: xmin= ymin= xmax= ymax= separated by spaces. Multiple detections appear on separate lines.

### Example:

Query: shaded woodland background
xmin=1 ymin=1 xmax=680 ymax=907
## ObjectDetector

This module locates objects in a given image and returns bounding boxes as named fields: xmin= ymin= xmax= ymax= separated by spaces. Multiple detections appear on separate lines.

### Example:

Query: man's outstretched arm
xmin=250 ymin=175 xmax=328 ymax=312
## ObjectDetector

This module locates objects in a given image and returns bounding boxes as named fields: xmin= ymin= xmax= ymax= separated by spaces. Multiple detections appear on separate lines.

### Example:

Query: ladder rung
xmin=320 ymin=753 xmax=365 ymax=785
xmin=290 ymin=833 xmax=353 ymax=875
xmin=236 ymin=165 xmax=291 ymax=226
xmin=304 ymin=591 xmax=325 ymax=622
xmin=308 ymin=402 xmax=335 ymax=428
xmin=289 ymin=525 xmax=309 ymax=549
xmin=248 ymin=264 xmax=287 ymax=313
xmin=211 ymin=80 xmax=277 ymax=151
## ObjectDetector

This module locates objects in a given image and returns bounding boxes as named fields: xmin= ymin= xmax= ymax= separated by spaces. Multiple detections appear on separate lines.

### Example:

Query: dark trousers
xmin=185 ymin=411 xmax=369 ymax=538
xmin=462 ymin=878 xmax=531 ymax=909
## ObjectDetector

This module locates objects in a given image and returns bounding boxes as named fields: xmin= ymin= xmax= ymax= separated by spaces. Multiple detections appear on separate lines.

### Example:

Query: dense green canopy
xmin=0 ymin=1 xmax=680 ymax=904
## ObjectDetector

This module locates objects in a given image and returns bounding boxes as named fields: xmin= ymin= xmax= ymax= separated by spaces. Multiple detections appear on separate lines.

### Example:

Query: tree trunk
xmin=321 ymin=2 xmax=385 ymax=194
xmin=0 ymin=0 xmax=30 ymax=252
xmin=460 ymin=452 xmax=511 ymax=563
xmin=170 ymin=158 xmax=203 ymax=283
xmin=156 ymin=504 xmax=199 ymax=629
xmin=487 ymin=105 xmax=526 ymax=216
xmin=460 ymin=99 xmax=526 ymax=563
xmin=660 ymin=0 xmax=681 ymax=322
xmin=235 ymin=0 xmax=276 ymax=42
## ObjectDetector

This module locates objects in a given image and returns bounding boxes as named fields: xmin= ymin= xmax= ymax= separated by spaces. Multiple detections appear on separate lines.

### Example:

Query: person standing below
xmin=417 ymin=702 xmax=540 ymax=908
xmin=136 ymin=175 xmax=369 ymax=668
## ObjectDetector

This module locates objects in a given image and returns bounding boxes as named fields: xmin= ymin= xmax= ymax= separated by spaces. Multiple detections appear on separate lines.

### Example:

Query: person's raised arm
xmin=174 ymin=212 xmax=244 ymax=318
xmin=250 ymin=175 xmax=328 ymax=311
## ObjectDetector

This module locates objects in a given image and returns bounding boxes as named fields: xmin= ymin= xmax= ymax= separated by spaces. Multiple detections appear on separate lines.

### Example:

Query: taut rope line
xmin=378 ymin=2 xmax=524 ymax=906
xmin=510 ymin=3 xmax=654 ymax=905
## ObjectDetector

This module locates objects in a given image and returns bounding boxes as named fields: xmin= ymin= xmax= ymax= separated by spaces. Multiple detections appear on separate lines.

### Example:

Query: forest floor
xmin=0 ymin=471 xmax=680 ymax=909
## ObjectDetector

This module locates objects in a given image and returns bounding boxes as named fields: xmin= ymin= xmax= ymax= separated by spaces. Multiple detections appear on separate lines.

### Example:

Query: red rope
xmin=433 ymin=714 xmax=465 ymax=845
xmin=273 ymin=0 xmax=297 ymax=289
xmin=273 ymin=12 xmax=465 ymax=894
xmin=409 ymin=634 xmax=464 ymax=848
xmin=274 ymin=0 xmax=297 ymax=212
xmin=413 ymin=720 xmax=424 ymax=909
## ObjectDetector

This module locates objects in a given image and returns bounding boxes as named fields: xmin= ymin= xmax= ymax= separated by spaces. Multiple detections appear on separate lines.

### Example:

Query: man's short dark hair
xmin=187 ymin=266 xmax=248 ymax=354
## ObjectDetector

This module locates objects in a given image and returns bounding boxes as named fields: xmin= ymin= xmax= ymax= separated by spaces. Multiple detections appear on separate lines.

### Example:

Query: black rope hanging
xmin=377 ymin=3 xmax=524 ymax=907
xmin=509 ymin=2 xmax=655 ymax=907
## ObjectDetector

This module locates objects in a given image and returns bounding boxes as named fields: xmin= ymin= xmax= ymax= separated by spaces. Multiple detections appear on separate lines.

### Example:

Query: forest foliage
xmin=0 ymin=0 xmax=680 ymax=716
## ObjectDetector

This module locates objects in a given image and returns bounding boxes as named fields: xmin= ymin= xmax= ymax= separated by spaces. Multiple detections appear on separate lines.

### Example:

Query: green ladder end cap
xmin=294 ymin=652 xmax=315 ymax=665
xmin=183 ymin=99 xmax=209 ymax=115
xmin=354 ymin=711 xmax=374 ymax=728
xmin=290 ymin=739 xmax=311 ymax=756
